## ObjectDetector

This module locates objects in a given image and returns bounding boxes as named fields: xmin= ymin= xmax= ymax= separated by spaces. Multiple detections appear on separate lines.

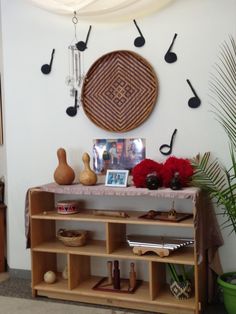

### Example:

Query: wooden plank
xmin=34 ymin=276 xmax=195 ymax=313
xmin=32 ymin=240 xmax=194 ymax=265
xmin=32 ymin=210 xmax=194 ymax=228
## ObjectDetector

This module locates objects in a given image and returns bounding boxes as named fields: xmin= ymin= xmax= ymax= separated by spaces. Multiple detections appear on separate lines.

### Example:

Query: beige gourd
xmin=79 ymin=152 xmax=97 ymax=186
xmin=54 ymin=148 xmax=75 ymax=185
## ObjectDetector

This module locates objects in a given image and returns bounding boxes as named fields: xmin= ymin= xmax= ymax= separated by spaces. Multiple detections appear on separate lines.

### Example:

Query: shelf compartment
xmin=31 ymin=210 xmax=194 ymax=228
xmin=33 ymin=239 xmax=107 ymax=256
xmin=31 ymin=251 xmax=68 ymax=289
xmin=32 ymin=239 xmax=194 ymax=265
xmin=110 ymin=246 xmax=195 ymax=265
xmin=30 ymin=219 xmax=56 ymax=248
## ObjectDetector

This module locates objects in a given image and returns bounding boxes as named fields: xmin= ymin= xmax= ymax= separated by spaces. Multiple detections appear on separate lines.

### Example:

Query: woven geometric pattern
xmin=170 ymin=280 xmax=192 ymax=300
xmin=81 ymin=50 xmax=158 ymax=132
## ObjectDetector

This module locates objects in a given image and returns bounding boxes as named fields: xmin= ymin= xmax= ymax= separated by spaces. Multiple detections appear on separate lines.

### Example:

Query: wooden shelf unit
xmin=29 ymin=184 xmax=206 ymax=314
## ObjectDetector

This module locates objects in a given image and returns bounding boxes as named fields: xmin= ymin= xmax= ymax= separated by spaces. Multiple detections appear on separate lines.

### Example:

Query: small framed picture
xmin=105 ymin=170 xmax=129 ymax=187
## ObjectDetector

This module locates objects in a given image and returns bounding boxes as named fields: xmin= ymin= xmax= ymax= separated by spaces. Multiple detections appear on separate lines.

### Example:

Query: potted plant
xmin=191 ymin=36 xmax=236 ymax=314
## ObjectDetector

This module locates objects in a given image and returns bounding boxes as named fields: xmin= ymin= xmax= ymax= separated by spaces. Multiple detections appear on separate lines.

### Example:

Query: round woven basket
xmin=57 ymin=229 xmax=87 ymax=247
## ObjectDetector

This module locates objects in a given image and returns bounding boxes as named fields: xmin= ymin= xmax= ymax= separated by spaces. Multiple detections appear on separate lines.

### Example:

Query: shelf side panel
xmin=149 ymin=261 xmax=166 ymax=300
xmin=68 ymin=255 xmax=91 ymax=289
xmin=106 ymin=222 xmax=126 ymax=254
xmin=29 ymin=190 xmax=54 ymax=215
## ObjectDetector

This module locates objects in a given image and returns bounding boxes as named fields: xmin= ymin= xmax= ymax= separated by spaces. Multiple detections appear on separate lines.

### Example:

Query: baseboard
xmin=8 ymin=268 xmax=31 ymax=280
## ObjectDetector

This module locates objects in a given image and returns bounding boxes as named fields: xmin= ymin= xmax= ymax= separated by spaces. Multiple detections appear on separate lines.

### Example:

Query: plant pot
xmin=169 ymin=280 xmax=191 ymax=300
xmin=218 ymin=272 xmax=236 ymax=314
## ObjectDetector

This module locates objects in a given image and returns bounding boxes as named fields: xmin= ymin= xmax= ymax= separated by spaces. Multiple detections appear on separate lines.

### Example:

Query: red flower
xmin=132 ymin=159 xmax=163 ymax=188
xmin=161 ymin=156 xmax=193 ymax=187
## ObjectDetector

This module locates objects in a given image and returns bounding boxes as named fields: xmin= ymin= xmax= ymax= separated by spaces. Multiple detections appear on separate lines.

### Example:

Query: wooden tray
xmin=81 ymin=50 xmax=158 ymax=132
xmin=92 ymin=277 xmax=142 ymax=294
xmin=139 ymin=211 xmax=192 ymax=222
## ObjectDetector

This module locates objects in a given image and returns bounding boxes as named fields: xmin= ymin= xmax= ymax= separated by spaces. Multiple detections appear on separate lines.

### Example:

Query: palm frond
xmin=191 ymin=36 xmax=236 ymax=235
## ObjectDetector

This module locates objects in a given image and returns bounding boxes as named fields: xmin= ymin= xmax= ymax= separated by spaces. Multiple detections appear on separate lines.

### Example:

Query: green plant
xmin=191 ymin=36 xmax=236 ymax=235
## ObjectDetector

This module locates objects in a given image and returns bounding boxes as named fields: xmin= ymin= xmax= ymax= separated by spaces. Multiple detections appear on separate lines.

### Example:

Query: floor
xmin=0 ymin=272 xmax=227 ymax=314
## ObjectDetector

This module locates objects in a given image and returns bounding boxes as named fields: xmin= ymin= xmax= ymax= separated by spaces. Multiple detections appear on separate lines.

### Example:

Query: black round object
xmin=41 ymin=64 xmax=51 ymax=74
xmin=66 ymin=106 xmax=77 ymax=117
xmin=146 ymin=174 xmax=160 ymax=190
xmin=170 ymin=172 xmax=182 ymax=190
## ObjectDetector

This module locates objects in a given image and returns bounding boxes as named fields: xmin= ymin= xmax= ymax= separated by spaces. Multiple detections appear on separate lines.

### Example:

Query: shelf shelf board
xmin=31 ymin=210 xmax=194 ymax=228
xmin=34 ymin=276 xmax=195 ymax=310
xmin=32 ymin=240 xmax=194 ymax=265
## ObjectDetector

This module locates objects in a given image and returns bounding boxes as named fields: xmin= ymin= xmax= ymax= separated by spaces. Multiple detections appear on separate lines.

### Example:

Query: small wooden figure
xmin=107 ymin=261 xmax=113 ymax=285
xmin=113 ymin=260 xmax=120 ymax=290
xmin=129 ymin=262 xmax=136 ymax=290
xmin=168 ymin=201 xmax=177 ymax=220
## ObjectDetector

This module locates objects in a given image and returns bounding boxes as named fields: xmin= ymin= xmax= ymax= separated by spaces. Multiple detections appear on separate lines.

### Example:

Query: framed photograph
xmin=93 ymin=138 xmax=146 ymax=174
xmin=105 ymin=170 xmax=129 ymax=187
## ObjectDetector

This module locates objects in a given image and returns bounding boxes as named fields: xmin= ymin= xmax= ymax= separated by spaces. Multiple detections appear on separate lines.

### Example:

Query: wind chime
xmin=65 ymin=12 xmax=84 ymax=117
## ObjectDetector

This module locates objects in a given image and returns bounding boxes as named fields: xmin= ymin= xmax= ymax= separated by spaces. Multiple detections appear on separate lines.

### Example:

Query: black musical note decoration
xmin=133 ymin=19 xmax=145 ymax=47
xmin=159 ymin=129 xmax=177 ymax=156
xmin=76 ymin=25 xmax=92 ymax=52
xmin=66 ymin=90 xmax=79 ymax=117
xmin=41 ymin=49 xmax=55 ymax=74
xmin=164 ymin=33 xmax=178 ymax=63
xmin=186 ymin=79 xmax=201 ymax=108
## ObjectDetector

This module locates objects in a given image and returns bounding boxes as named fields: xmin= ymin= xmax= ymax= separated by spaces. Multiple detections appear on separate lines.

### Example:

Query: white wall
xmin=0 ymin=1 xmax=7 ymax=180
xmin=0 ymin=0 xmax=235 ymax=271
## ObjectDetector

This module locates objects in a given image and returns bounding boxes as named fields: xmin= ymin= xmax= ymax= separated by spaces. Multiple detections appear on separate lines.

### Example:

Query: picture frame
xmin=93 ymin=138 xmax=146 ymax=174
xmin=105 ymin=170 xmax=129 ymax=187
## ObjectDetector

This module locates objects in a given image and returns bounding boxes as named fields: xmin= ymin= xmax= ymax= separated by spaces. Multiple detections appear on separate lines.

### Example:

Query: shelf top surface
xmin=32 ymin=183 xmax=200 ymax=202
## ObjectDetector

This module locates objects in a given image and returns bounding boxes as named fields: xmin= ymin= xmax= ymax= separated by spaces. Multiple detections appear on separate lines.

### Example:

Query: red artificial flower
xmin=132 ymin=159 xmax=163 ymax=188
xmin=161 ymin=156 xmax=193 ymax=187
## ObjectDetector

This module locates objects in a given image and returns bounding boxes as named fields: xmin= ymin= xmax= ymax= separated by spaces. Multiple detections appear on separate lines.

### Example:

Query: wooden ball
xmin=43 ymin=271 xmax=56 ymax=284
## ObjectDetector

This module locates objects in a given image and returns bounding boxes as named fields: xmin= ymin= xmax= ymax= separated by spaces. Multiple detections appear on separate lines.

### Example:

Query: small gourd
xmin=54 ymin=148 xmax=75 ymax=185
xmin=62 ymin=265 xmax=68 ymax=280
xmin=79 ymin=152 xmax=97 ymax=186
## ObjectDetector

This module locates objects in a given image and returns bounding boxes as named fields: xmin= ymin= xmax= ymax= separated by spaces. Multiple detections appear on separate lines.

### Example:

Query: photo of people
xmin=93 ymin=138 xmax=146 ymax=174
xmin=105 ymin=170 xmax=129 ymax=187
